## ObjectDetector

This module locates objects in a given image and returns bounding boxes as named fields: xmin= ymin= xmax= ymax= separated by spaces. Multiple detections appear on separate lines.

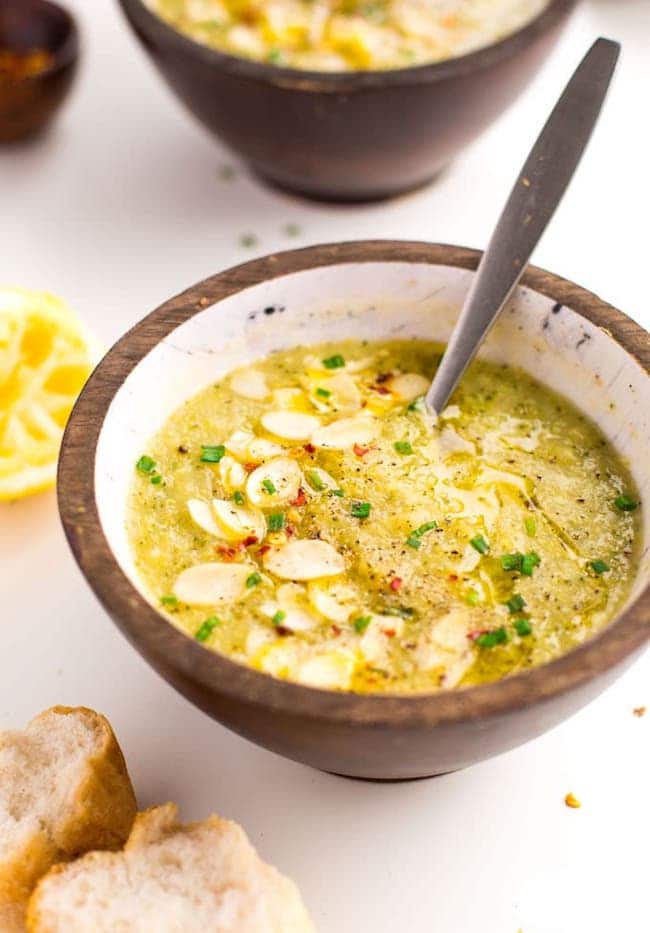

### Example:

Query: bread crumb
xmin=564 ymin=792 xmax=581 ymax=809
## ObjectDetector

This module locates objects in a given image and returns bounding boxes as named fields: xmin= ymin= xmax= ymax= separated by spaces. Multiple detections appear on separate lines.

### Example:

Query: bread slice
xmin=0 ymin=706 xmax=137 ymax=931
xmin=27 ymin=803 xmax=316 ymax=932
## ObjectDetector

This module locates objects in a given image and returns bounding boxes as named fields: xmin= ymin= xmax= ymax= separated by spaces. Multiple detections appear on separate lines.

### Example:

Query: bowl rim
xmin=58 ymin=241 xmax=650 ymax=728
xmin=0 ymin=0 xmax=79 ymax=81
xmin=118 ymin=0 xmax=577 ymax=92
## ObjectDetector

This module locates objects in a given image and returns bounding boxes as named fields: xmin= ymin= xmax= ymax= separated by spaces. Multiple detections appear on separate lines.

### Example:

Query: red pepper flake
xmin=467 ymin=629 xmax=488 ymax=642
xmin=243 ymin=462 xmax=258 ymax=473
xmin=354 ymin=443 xmax=370 ymax=458
xmin=276 ymin=625 xmax=292 ymax=637
xmin=258 ymin=544 xmax=271 ymax=556
xmin=375 ymin=372 xmax=392 ymax=384
xmin=242 ymin=535 xmax=258 ymax=547
xmin=371 ymin=385 xmax=390 ymax=395
xmin=383 ymin=628 xmax=396 ymax=638
xmin=285 ymin=524 xmax=295 ymax=537
xmin=389 ymin=577 xmax=403 ymax=592
xmin=216 ymin=545 xmax=240 ymax=561
xmin=291 ymin=488 xmax=307 ymax=507
xmin=331 ymin=624 xmax=342 ymax=637
xmin=303 ymin=443 xmax=316 ymax=454
xmin=448 ymin=573 xmax=459 ymax=582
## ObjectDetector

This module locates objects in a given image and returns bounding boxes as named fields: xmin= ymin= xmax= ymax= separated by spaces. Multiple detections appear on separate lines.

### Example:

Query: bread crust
xmin=27 ymin=804 xmax=316 ymax=933
xmin=0 ymin=706 xmax=137 ymax=930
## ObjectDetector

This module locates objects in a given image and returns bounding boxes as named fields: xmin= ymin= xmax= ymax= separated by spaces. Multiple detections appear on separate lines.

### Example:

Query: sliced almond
xmin=211 ymin=499 xmax=266 ymax=543
xmin=263 ymin=539 xmax=345 ymax=580
xmin=247 ymin=437 xmax=286 ymax=461
xmin=359 ymin=615 xmax=404 ymax=665
xmin=296 ymin=652 xmax=355 ymax=690
xmin=260 ymin=601 xmax=318 ymax=633
xmin=326 ymin=371 xmax=362 ymax=413
xmin=246 ymin=457 xmax=302 ymax=507
xmin=173 ymin=562 xmax=250 ymax=606
xmin=389 ymin=372 xmax=430 ymax=401
xmin=225 ymin=430 xmax=256 ymax=459
xmin=441 ymin=404 xmax=461 ymax=420
xmin=261 ymin=410 xmax=321 ymax=441
xmin=230 ymin=367 xmax=269 ymax=400
xmin=308 ymin=579 xmax=358 ymax=623
xmin=187 ymin=499 xmax=224 ymax=538
xmin=311 ymin=415 xmax=379 ymax=450
xmin=218 ymin=454 xmax=247 ymax=492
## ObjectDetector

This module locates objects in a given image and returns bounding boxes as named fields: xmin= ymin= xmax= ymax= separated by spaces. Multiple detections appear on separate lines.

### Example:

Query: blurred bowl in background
xmin=0 ymin=0 xmax=79 ymax=143
xmin=117 ymin=0 xmax=576 ymax=202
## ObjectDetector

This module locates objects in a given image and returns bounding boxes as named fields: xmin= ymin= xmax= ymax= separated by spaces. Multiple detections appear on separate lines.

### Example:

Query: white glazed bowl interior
xmin=96 ymin=261 xmax=650 ymax=612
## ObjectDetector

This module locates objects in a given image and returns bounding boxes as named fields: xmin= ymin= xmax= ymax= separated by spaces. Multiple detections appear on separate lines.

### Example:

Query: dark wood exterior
xmin=58 ymin=242 xmax=650 ymax=780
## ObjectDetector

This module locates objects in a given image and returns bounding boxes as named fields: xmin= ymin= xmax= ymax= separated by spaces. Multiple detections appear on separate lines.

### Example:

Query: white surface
xmin=1 ymin=1 xmax=649 ymax=931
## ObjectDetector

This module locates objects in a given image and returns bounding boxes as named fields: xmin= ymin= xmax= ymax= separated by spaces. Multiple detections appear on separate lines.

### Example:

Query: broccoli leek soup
xmin=148 ymin=1 xmax=549 ymax=72
xmin=128 ymin=340 xmax=640 ymax=694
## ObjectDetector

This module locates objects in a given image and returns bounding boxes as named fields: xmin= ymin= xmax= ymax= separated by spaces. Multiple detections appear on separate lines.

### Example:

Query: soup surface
xmin=128 ymin=340 xmax=640 ymax=694
xmin=148 ymin=0 xmax=549 ymax=71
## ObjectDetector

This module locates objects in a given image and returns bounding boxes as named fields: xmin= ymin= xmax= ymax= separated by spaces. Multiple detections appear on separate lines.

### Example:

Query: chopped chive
xmin=307 ymin=470 xmax=326 ymax=491
xmin=394 ymin=440 xmax=413 ymax=455
xmin=407 ymin=395 xmax=425 ymax=413
xmin=246 ymin=572 xmax=262 ymax=588
xmin=470 ymin=535 xmax=489 ymax=555
xmin=521 ymin=552 xmax=541 ymax=576
xmin=615 ymin=495 xmax=639 ymax=512
xmin=353 ymin=616 xmax=372 ymax=634
xmin=331 ymin=489 xmax=344 ymax=497
xmin=316 ymin=387 xmax=331 ymax=399
xmin=267 ymin=513 xmax=285 ymax=532
xmin=272 ymin=610 xmax=287 ymax=625
xmin=322 ymin=354 xmax=345 ymax=370
xmin=514 ymin=618 xmax=533 ymax=637
xmin=150 ymin=473 xmax=163 ymax=485
xmin=200 ymin=444 xmax=226 ymax=463
xmin=590 ymin=559 xmax=610 ymax=575
xmin=284 ymin=223 xmax=302 ymax=238
xmin=406 ymin=521 xmax=437 ymax=548
xmin=160 ymin=594 xmax=178 ymax=607
xmin=239 ymin=233 xmax=258 ymax=249
xmin=350 ymin=501 xmax=371 ymax=519
xmin=267 ymin=47 xmax=282 ymax=63
xmin=195 ymin=616 xmax=220 ymax=642
xmin=500 ymin=553 xmax=523 ymax=572
xmin=525 ymin=517 xmax=537 ymax=537
xmin=233 ymin=490 xmax=245 ymax=505
xmin=385 ymin=606 xmax=414 ymax=619
xmin=262 ymin=478 xmax=277 ymax=495
xmin=465 ymin=589 xmax=480 ymax=607
xmin=475 ymin=627 xmax=508 ymax=648
xmin=505 ymin=594 xmax=526 ymax=614
xmin=136 ymin=455 xmax=156 ymax=474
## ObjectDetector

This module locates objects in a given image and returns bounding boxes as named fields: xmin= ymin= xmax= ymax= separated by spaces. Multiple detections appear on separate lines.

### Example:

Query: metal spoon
xmin=425 ymin=37 xmax=621 ymax=416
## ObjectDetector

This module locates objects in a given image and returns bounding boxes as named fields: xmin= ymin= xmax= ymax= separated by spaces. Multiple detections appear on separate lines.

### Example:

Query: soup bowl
xmin=116 ymin=0 xmax=576 ymax=201
xmin=58 ymin=242 xmax=650 ymax=780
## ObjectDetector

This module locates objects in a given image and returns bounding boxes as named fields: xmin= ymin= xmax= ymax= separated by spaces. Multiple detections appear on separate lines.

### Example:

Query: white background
xmin=1 ymin=1 xmax=649 ymax=931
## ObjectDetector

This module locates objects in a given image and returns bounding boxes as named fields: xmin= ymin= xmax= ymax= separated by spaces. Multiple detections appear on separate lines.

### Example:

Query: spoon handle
xmin=425 ymin=37 xmax=620 ymax=415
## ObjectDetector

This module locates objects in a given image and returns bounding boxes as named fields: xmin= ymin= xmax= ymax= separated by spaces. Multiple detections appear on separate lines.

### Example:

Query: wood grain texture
xmin=58 ymin=242 xmax=650 ymax=779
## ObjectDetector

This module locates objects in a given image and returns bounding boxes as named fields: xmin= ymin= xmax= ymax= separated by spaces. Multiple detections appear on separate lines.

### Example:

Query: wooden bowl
xmin=116 ymin=0 xmax=577 ymax=202
xmin=58 ymin=242 xmax=650 ymax=780
xmin=0 ymin=0 xmax=78 ymax=142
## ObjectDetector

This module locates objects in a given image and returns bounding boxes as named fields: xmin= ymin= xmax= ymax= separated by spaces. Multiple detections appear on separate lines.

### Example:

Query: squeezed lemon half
xmin=0 ymin=287 xmax=97 ymax=501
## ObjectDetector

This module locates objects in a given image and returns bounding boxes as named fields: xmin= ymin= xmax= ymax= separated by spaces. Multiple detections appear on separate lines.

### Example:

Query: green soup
xmin=127 ymin=340 xmax=640 ymax=693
